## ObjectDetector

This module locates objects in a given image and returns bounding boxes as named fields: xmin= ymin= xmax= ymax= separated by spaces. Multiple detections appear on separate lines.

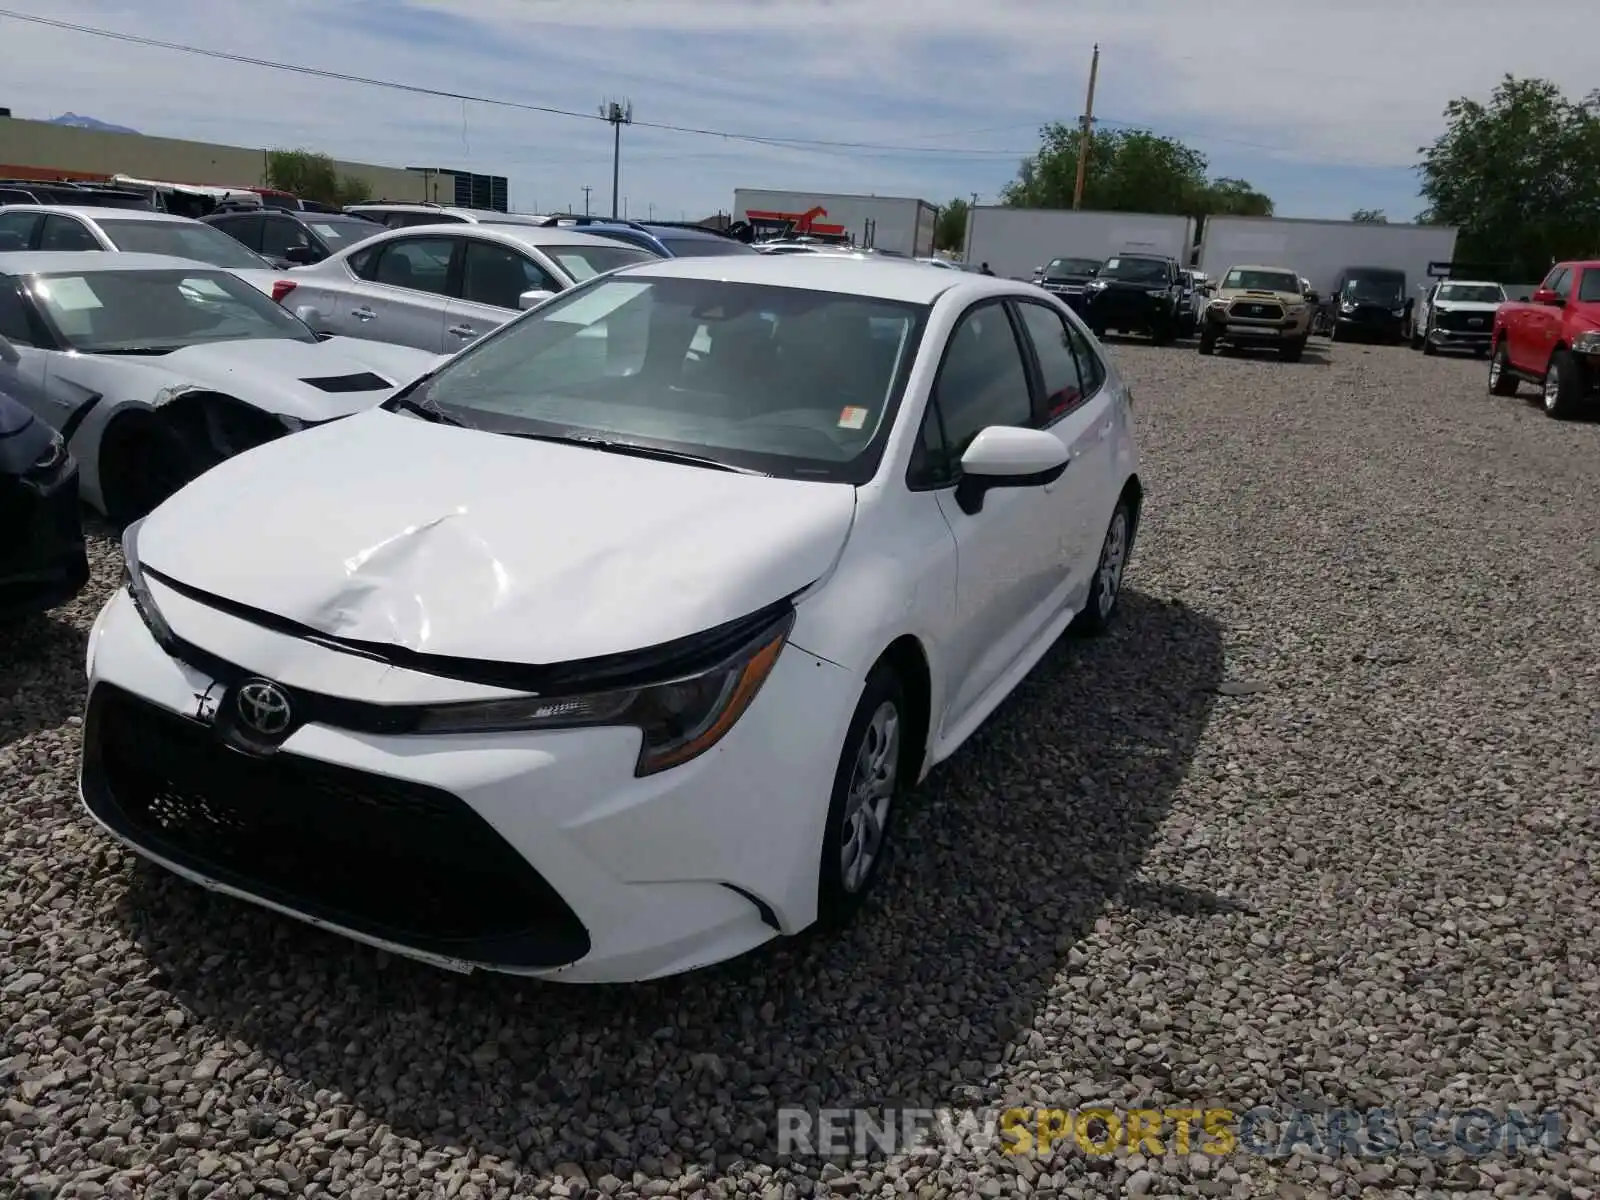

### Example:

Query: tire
xmin=1488 ymin=343 xmax=1520 ymax=397
xmin=1279 ymin=337 xmax=1306 ymax=363
xmin=817 ymin=662 xmax=911 ymax=927
xmin=1421 ymin=328 xmax=1436 ymax=356
xmin=99 ymin=413 xmax=219 ymax=529
xmin=1090 ymin=324 xmax=1107 ymax=340
xmin=1072 ymin=497 xmax=1132 ymax=637
xmin=1197 ymin=327 xmax=1217 ymax=356
xmin=1329 ymin=323 xmax=1342 ymax=343
xmin=1410 ymin=325 xmax=1424 ymax=350
xmin=1542 ymin=349 xmax=1586 ymax=420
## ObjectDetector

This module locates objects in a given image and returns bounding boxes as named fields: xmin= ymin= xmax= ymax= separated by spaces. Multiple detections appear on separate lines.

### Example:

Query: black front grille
xmin=1433 ymin=309 xmax=1491 ymax=333
xmin=1230 ymin=301 xmax=1284 ymax=320
xmin=82 ymin=685 xmax=591 ymax=968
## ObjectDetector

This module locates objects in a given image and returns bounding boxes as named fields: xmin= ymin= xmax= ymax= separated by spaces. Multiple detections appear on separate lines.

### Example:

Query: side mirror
xmin=0 ymin=333 xmax=18 ymax=365
xmin=518 ymin=288 xmax=555 ymax=311
xmin=283 ymin=244 xmax=319 ymax=265
xmin=954 ymin=426 xmax=1070 ymax=516
xmin=1532 ymin=287 xmax=1563 ymax=307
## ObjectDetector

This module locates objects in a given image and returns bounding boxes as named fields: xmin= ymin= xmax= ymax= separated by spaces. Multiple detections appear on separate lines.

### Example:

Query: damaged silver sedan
xmin=0 ymin=251 xmax=442 ymax=525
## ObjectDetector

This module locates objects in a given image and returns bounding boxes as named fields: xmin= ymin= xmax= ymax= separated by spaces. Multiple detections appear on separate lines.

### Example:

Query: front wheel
xmin=1542 ymin=350 xmax=1586 ymax=420
xmin=817 ymin=663 xmax=909 ymax=927
xmin=1072 ymin=498 xmax=1132 ymax=637
xmin=1197 ymin=327 xmax=1217 ymax=356
xmin=1279 ymin=337 xmax=1307 ymax=363
xmin=99 ymin=414 xmax=220 ymax=529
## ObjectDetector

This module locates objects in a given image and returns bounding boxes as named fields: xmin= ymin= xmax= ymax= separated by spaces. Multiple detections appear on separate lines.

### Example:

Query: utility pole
xmin=600 ymin=99 xmax=633 ymax=219
xmin=1072 ymin=43 xmax=1100 ymax=211
xmin=581 ymin=185 xmax=592 ymax=216
xmin=648 ymin=202 xmax=655 ymax=221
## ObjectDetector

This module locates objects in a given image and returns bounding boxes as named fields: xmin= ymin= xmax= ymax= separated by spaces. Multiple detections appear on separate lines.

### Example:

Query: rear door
xmin=442 ymin=237 xmax=564 ymax=349
xmin=333 ymin=233 xmax=457 ymax=351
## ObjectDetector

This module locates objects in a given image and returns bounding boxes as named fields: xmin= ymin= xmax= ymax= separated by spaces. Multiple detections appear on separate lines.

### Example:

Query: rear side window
xmin=1580 ymin=269 xmax=1600 ymax=304
xmin=40 ymin=216 xmax=100 ymax=251
xmin=0 ymin=211 xmax=41 ymax=250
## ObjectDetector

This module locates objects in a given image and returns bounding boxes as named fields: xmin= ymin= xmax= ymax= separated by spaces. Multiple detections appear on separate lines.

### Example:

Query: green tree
xmin=935 ymin=197 xmax=969 ymax=252
xmin=264 ymin=148 xmax=372 ymax=208
xmin=1001 ymin=124 xmax=1272 ymax=222
xmin=1417 ymin=76 xmax=1600 ymax=280
xmin=1351 ymin=208 xmax=1388 ymax=223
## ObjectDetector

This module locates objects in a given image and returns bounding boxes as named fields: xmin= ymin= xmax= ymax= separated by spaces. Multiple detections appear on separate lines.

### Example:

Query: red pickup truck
xmin=1489 ymin=260 xmax=1600 ymax=418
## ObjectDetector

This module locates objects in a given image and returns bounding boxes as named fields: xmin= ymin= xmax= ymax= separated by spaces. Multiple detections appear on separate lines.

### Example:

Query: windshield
xmin=1222 ymin=268 xmax=1301 ymax=293
xmin=29 ymin=267 xmax=317 ymax=352
xmin=546 ymin=243 xmax=657 ymax=282
xmin=1044 ymin=257 xmax=1099 ymax=277
xmin=1436 ymin=283 xmax=1505 ymax=304
xmin=305 ymin=216 xmax=384 ymax=250
xmin=1343 ymin=276 xmax=1406 ymax=304
xmin=1099 ymin=256 xmax=1170 ymax=284
xmin=660 ymin=236 xmax=756 ymax=258
xmin=96 ymin=218 xmax=269 ymax=270
xmin=396 ymin=275 xmax=927 ymax=481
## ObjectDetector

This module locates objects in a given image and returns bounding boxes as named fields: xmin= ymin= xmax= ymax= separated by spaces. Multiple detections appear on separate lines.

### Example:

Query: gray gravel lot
xmin=3 ymin=339 xmax=1599 ymax=1200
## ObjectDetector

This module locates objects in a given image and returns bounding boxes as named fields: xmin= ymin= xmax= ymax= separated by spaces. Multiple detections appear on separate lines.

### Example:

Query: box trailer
xmin=732 ymin=189 xmax=937 ymax=257
xmin=964 ymin=207 xmax=1196 ymax=281
xmin=1197 ymin=216 xmax=1460 ymax=301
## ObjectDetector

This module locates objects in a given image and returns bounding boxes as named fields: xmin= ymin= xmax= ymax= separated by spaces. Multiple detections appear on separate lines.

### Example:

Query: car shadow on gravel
xmin=0 ymin=613 xmax=89 ymax=750
xmin=117 ymin=589 xmax=1224 ymax=1178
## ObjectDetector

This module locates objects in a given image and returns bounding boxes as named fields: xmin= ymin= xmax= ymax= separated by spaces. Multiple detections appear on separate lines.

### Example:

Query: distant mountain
xmin=46 ymin=112 xmax=140 ymax=135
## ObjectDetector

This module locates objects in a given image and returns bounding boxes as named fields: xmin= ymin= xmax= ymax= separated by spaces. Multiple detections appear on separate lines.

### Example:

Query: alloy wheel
xmin=840 ymin=701 xmax=899 ymax=893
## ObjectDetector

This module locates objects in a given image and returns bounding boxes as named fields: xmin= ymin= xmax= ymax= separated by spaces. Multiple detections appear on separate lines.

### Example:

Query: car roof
xmin=346 ymin=203 xmax=549 ymax=225
xmin=0 ymin=250 xmax=222 ymax=274
xmin=0 ymin=204 xmax=195 ymax=224
xmin=352 ymin=222 xmax=655 ymax=251
xmin=1222 ymin=264 xmax=1300 ymax=274
xmin=607 ymin=253 xmax=1034 ymax=304
xmin=641 ymin=224 xmax=725 ymax=241
xmin=1435 ymin=279 xmax=1502 ymax=288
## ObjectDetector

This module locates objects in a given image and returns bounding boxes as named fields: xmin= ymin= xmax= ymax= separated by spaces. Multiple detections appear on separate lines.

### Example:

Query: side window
xmin=1014 ymin=301 xmax=1090 ymax=418
xmin=40 ymin=215 xmax=100 ymax=251
xmin=0 ymin=277 xmax=33 ymax=344
xmin=1550 ymin=268 xmax=1573 ymax=300
xmin=1579 ymin=268 xmax=1600 ymax=305
xmin=348 ymin=242 xmax=382 ymax=280
xmin=260 ymin=216 xmax=311 ymax=258
xmin=0 ymin=211 xmax=41 ymax=251
xmin=367 ymin=237 xmax=454 ymax=296
xmin=932 ymin=301 xmax=1035 ymax=462
xmin=461 ymin=239 xmax=559 ymax=309
xmin=213 ymin=214 xmax=263 ymax=251
xmin=1540 ymin=266 xmax=1568 ymax=295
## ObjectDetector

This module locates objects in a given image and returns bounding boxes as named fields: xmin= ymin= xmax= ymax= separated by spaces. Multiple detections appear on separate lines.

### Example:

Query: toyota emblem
xmin=236 ymin=679 xmax=293 ymax=738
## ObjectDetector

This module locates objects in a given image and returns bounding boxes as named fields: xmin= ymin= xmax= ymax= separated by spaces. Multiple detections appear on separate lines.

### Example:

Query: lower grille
xmin=1229 ymin=301 xmax=1284 ymax=320
xmin=82 ymin=685 xmax=591 ymax=968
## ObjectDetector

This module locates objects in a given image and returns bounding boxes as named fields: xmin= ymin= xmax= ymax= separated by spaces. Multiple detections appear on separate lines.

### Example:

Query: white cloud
xmin=0 ymin=0 xmax=1592 ymax=217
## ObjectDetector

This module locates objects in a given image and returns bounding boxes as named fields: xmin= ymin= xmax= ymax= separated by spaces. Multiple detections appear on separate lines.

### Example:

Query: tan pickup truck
xmin=1197 ymin=264 xmax=1314 ymax=361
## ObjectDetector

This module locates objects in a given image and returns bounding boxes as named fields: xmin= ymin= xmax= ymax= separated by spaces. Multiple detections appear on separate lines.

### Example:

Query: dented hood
xmin=51 ymin=336 xmax=439 ymax=421
xmin=136 ymin=409 xmax=858 ymax=664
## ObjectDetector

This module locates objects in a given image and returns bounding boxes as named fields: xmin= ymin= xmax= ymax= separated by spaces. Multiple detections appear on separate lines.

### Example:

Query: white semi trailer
xmin=963 ymin=207 xmax=1195 ymax=280
xmin=1197 ymin=216 xmax=1460 ymax=301
xmin=732 ymin=189 xmax=937 ymax=257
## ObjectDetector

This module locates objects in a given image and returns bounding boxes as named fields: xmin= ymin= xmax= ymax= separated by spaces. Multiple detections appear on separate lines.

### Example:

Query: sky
xmin=1 ymin=0 xmax=1595 ymax=223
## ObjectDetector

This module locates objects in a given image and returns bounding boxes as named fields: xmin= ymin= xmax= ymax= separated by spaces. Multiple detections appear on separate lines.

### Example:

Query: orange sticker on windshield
xmin=838 ymin=406 xmax=869 ymax=430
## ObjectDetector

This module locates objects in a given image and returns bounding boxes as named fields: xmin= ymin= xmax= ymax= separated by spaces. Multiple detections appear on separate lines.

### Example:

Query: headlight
xmin=1391 ymin=307 xmax=1405 ymax=317
xmin=121 ymin=519 xmax=177 ymax=650
xmin=1573 ymin=330 xmax=1600 ymax=354
xmin=1086 ymin=279 xmax=1108 ymax=290
xmin=411 ymin=610 xmax=794 ymax=776
xmin=1208 ymin=298 xmax=1229 ymax=309
xmin=21 ymin=431 xmax=68 ymax=492
xmin=1340 ymin=301 xmax=1357 ymax=312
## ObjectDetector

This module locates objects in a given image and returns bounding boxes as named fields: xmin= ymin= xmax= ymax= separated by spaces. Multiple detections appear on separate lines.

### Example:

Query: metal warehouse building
xmin=0 ymin=113 xmax=503 ymax=207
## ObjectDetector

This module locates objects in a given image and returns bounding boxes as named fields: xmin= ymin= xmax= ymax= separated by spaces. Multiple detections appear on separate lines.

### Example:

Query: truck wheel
xmin=1329 ymin=323 xmax=1342 ymax=343
xmin=1278 ymin=337 xmax=1307 ymax=363
xmin=1542 ymin=350 xmax=1586 ymax=420
xmin=1150 ymin=320 xmax=1174 ymax=347
xmin=1197 ymin=327 xmax=1217 ymax=356
xmin=1410 ymin=324 xmax=1424 ymax=350
xmin=1488 ymin=343 xmax=1519 ymax=397
xmin=1421 ymin=325 xmax=1437 ymax=356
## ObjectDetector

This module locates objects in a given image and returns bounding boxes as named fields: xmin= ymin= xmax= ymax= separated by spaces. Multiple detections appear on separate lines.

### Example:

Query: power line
xmin=0 ymin=9 xmax=1039 ymax=158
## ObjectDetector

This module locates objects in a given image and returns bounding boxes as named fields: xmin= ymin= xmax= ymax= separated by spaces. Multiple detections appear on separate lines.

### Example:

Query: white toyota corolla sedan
xmin=82 ymin=254 xmax=1144 ymax=983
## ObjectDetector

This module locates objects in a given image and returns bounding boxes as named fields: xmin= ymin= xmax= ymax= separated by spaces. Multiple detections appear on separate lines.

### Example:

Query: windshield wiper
xmin=512 ymin=431 xmax=767 ymax=475
xmin=385 ymin=393 xmax=471 ymax=427
xmin=90 ymin=345 xmax=180 ymax=356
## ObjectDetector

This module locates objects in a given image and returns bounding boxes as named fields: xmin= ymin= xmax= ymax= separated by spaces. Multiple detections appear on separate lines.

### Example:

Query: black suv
xmin=1081 ymin=252 xmax=1185 ymax=343
xmin=203 ymin=208 xmax=385 ymax=268
xmin=1031 ymin=255 xmax=1101 ymax=313
xmin=1326 ymin=266 xmax=1410 ymax=343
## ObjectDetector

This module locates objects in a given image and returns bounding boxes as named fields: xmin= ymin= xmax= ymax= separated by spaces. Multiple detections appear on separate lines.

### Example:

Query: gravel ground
xmin=3 ymin=339 xmax=1599 ymax=1200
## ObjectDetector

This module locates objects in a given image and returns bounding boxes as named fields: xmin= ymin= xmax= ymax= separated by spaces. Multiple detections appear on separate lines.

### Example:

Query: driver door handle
xmin=448 ymin=324 xmax=478 ymax=339
xmin=351 ymin=306 xmax=376 ymax=321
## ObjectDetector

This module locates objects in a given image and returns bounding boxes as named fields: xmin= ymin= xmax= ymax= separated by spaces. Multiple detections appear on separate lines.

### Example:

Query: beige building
xmin=0 ymin=115 xmax=456 ymax=202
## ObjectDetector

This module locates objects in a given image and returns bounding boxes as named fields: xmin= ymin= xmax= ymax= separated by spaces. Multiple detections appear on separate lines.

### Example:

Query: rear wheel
xmin=1488 ymin=343 xmax=1520 ymax=396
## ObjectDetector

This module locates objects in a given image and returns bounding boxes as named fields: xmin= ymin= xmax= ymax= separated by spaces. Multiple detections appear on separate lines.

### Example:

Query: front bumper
xmin=81 ymin=583 xmax=859 ymax=982
xmin=1336 ymin=308 xmax=1405 ymax=338
xmin=0 ymin=466 xmax=89 ymax=622
xmin=1085 ymin=292 xmax=1172 ymax=331
xmin=1204 ymin=308 xmax=1307 ymax=344
xmin=1427 ymin=326 xmax=1492 ymax=350
xmin=1039 ymin=283 xmax=1089 ymax=313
